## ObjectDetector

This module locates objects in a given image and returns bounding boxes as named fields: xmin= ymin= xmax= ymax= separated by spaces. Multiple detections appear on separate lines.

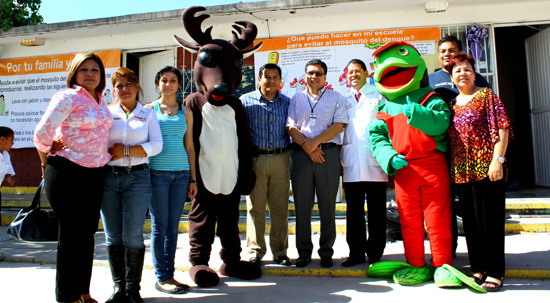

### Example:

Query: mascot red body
xmin=174 ymin=6 xmax=262 ymax=287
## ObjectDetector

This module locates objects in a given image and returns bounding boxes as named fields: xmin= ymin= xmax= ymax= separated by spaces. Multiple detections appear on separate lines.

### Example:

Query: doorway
xmin=125 ymin=49 xmax=177 ymax=104
xmin=494 ymin=24 xmax=549 ymax=188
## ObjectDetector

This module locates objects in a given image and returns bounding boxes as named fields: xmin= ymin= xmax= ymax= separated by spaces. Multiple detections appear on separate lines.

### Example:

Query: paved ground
xmin=1 ymin=187 xmax=549 ymax=302
xmin=1 ymin=262 xmax=549 ymax=303
xmin=1 ymin=225 xmax=549 ymax=278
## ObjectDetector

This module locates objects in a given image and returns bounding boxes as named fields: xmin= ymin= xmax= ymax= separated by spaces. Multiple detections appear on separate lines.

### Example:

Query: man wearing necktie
xmin=340 ymin=59 xmax=388 ymax=267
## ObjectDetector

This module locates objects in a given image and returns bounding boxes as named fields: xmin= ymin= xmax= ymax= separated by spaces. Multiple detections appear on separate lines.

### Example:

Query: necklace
xmin=162 ymin=103 xmax=178 ymax=116
xmin=168 ymin=106 xmax=178 ymax=115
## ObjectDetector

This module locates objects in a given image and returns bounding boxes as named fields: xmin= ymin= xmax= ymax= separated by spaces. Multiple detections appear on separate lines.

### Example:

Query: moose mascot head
xmin=173 ymin=6 xmax=261 ymax=288
xmin=174 ymin=6 xmax=262 ymax=105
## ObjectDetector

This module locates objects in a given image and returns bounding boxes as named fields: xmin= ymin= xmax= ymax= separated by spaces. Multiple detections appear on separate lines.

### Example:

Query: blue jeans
xmin=101 ymin=169 xmax=151 ymax=249
xmin=149 ymin=169 xmax=190 ymax=282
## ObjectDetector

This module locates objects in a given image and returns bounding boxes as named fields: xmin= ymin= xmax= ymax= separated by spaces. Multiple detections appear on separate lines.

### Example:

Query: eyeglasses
xmin=306 ymin=71 xmax=324 ymax=77
xmin=115 ymin=83 xmax=135 ymax=90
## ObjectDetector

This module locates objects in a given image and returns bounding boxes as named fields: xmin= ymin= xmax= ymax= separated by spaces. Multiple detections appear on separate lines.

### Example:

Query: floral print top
xmin=449 ymin=87 xmax=512 ymax=184
xmin=34 ymin=85 xmax=113 ymax=168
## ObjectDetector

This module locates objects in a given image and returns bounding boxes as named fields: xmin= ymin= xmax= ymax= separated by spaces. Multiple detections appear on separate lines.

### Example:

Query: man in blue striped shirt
xmin=241 ymin=63 xmax=292 ymax=266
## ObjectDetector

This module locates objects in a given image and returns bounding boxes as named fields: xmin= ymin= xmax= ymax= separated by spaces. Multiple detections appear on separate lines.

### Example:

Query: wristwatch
xmin=494 ymin=156 xmax=505 ymax=164
xmin=190 ymin=179 xmax=197 ymax=185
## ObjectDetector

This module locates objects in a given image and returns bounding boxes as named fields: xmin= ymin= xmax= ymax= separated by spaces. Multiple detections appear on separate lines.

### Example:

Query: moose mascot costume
xmin=173 ymin=6 xmax=262 ymax=287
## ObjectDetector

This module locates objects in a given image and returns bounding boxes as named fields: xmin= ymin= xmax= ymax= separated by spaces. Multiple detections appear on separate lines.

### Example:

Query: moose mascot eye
xmin=198 ymin=49 xmax=212 ymax=66
xmin=234 ymin=58 xmax=243 ymax=69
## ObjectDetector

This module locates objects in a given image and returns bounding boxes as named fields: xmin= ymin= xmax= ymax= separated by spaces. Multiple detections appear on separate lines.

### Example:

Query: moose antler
xmin=231 ymin=21 xmax=263 ymax=57
xmin=231 ymin=21 xmax=257 ymax=50
xmin=173 ymin=6 xmax=213 ymax=52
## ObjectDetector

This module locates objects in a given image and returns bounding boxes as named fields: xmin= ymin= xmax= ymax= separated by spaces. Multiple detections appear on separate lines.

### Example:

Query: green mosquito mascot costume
xmin=368 ymin=41 xmax=453 ymax=285
xmin=173 ymin=6 xmax=261 ymax=287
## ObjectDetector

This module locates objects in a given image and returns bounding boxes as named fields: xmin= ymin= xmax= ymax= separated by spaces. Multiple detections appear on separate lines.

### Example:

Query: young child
xmin=0 ymin=126 xmax=16 ymax=220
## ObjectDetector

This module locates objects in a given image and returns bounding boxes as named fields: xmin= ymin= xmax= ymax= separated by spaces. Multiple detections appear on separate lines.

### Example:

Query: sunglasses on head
xmin=306 ymin=71 xmax=324 ymax=77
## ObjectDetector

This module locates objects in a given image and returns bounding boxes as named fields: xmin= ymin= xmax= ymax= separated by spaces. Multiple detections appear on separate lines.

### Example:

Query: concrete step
xmin=3 ymin=187 xmax=550 ymax=233
xmin=4 ymin=197 xmax=550 ymax=214
xmin=3 ymin=210 xmax=549 ymax=234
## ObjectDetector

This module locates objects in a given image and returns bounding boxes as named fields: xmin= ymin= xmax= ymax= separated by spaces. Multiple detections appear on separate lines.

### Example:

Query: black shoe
xmin=105 ymin=285 xmax=127 ymax=303
xmin=249 ymin=257 xmax=262 ymax=266
xmin=273 ymin=256 xmax=292 ymax=266
xmin=127 ymin=288 xmax=144 ymax=303
xmin=341 ymin=256 xmax=366 ymax=267
xmin=368 ymin=259 xmax=381 ymax=265
xmin=295 ymin=256 xmax=311 ymax=267
xmin=155 ymin=281 xmax=189 ymax=294
xmin=320 ymin=257 xmax=333 ymax=268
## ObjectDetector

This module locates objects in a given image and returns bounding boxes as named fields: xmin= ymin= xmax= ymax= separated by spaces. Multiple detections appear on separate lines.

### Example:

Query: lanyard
xmin=307 ymin=88 xmax=326 ymax=113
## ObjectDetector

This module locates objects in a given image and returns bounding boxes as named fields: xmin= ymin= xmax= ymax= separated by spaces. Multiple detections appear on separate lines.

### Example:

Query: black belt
xmin=258 ymin=146 xmax=289 ymax=155
xmin=319 ymin=142 xmax=336 ymax=150
xmin=106 ymin=164 xmax=148 ymax=174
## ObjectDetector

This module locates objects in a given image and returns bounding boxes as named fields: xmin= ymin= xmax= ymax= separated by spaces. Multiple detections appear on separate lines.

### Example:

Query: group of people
xmin=33 ymin=53 xmax=194 ymax=303
xmin=29 ymin=34 xmax=511 ymax=303
xmin=242 ymin=35 xmax=511 ymax=292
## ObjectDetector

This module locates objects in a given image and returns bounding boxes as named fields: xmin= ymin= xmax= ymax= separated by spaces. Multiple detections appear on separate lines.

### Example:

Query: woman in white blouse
xmin=101 ymin=67 xmax=162 ymax=303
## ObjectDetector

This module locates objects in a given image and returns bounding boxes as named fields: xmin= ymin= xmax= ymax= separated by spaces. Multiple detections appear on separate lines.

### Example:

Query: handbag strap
xmin=26 ymin=180 xmax=45 ymax=211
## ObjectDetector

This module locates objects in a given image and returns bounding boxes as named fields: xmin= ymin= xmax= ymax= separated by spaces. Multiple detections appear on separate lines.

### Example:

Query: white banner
xmin=0 ymin=50 xmax=121 ymax=148
xmin=254 ymin=27 xmax=440 ymax=98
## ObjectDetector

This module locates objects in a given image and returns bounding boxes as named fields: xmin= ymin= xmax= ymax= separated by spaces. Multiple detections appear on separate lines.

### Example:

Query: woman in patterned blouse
xmin=34 ymin=52 xmax=113 ymax=303
xmin=448 ymin=52 xmax=511 ymax=292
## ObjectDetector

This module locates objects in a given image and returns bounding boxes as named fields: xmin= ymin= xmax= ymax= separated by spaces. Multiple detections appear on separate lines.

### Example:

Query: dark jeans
xmin=45 ymin=156 xmax=105 ymax=302
xmin=149 ymin=169 xmax=190 ymax=282
xmin=456 ymin=176 xmax=506 ymax=279
xmin=101 ymin=169 xmax=151 ymax=249
xmin=343 ymin=181 xmax=387 ymax=262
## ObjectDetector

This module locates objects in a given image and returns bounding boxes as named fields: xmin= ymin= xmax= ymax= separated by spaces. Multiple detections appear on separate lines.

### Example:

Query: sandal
xmin=482 ymin=278 xmax=503 ymax=292
xmin=469 ymin=273 xmax=486 ymax=285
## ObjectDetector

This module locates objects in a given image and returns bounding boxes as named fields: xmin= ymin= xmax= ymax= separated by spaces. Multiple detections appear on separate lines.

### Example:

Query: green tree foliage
xmin=0 ymin=0 xmax=44 ymax=31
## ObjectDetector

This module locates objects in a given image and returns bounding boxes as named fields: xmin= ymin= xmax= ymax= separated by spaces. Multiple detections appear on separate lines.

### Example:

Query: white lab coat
xmin=340 ymin=84 xmax=388 ymax=183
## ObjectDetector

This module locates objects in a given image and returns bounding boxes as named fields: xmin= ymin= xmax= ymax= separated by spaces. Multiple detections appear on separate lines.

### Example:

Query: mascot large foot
xmin=190 ymin=265 xmax=220 ymax=288
xmin=392 ymin=264 xmax=434 ymax=285
xmin=367 ymin=261 xmax=411 ymax=277
xmin=434 ymin=266 xmax=462 ymax=288
xmin=440 ymin=264 xmax=487 ymax=293
xmin=219 ymin=260 xmax=262 ymax=280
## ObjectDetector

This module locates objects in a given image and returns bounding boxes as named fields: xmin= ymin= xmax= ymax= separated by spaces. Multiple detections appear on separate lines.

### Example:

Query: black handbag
xmin=7 ymin=180 xmax=58 ymax=242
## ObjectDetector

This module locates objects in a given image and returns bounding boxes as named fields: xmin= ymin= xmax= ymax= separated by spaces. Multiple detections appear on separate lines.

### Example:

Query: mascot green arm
xmin=369 ymin=118 xmax=400 ymax=176
xmin=406 ymin=88 xmax=451 ymax=137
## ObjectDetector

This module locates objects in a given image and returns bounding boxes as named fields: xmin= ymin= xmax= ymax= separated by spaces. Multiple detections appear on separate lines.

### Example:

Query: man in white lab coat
xmin=340 ymin=59 xmax=388 ymax=267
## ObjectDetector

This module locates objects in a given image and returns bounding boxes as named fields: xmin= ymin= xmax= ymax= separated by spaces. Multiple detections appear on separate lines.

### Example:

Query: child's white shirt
xmin=0 ymin=150 xmax=15 ymax=183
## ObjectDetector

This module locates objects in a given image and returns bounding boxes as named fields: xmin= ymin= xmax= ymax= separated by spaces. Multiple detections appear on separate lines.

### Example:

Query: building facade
xmin=0 ymin=0 xmax=549 ymax=187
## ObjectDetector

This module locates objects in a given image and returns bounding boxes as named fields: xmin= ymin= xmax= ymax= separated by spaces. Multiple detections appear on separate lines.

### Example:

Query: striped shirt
xmin=287 ymin=87 xmax=348 ymax=144
xmin=240 ymin=89 xmax=290 ymax=149
xmin=148 ymin=101 xmax=189 ymax=171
